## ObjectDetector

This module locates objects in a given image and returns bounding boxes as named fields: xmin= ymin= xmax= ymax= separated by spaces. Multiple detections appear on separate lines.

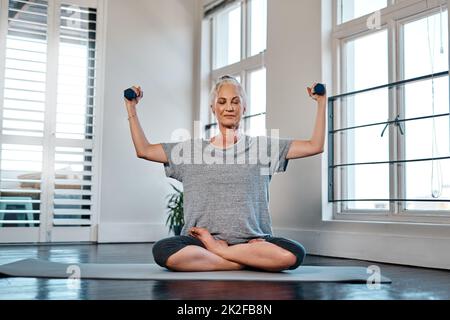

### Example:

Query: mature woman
xmin=125 ymin=76 xmax=326 ymax=272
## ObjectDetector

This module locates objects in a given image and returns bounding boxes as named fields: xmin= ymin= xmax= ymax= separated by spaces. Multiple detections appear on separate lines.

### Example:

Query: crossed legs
xmin=153 ymin=227 xmax=304 ymax=272
xmin=165 ymin=245 xmax=245 ymax=272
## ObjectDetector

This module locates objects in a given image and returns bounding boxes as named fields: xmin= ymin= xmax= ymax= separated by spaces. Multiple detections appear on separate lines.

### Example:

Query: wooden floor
xmin=0 ymin=243 xmax=449 ymax=300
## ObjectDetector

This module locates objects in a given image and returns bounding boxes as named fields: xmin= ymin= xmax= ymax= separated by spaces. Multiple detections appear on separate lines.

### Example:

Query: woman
xmin=125 ymin=76 xmax=326 ymax=272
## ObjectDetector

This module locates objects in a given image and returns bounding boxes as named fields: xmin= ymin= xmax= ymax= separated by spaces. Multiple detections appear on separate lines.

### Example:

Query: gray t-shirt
xmin=161 ymin=135 xmax=294 ymax=245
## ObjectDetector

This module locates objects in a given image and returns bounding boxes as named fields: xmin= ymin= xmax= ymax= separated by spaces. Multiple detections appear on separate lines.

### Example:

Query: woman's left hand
xmin=307 ymin=83 xmax=326 ymax=103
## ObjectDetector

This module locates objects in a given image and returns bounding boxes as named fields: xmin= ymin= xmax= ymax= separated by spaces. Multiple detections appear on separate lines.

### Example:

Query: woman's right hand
xmin=124 ymin=85 xmax=143 ymax=109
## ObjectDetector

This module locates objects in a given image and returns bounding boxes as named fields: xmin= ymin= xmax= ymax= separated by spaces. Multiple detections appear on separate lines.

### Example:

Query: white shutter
xmin=52 ymin=2 xmax=97 ymax=228
xmin=0 ymin=0 xmax=103 ymax=241
xmin=0 ymin=0 xmax=48 ymax=229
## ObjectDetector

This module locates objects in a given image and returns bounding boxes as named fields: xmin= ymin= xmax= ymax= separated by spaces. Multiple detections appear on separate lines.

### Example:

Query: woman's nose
xmin=225 ymin=103 xmax=234 ymax=111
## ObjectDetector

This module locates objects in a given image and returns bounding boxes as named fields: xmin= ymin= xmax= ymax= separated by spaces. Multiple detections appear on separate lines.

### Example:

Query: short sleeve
xmin=268 ymin=137 xmax=294 ymax=175
xmin=161 ymin=141 xmax=190 ymax=182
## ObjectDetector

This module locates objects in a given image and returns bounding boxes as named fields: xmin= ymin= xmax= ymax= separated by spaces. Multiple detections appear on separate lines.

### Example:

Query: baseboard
xmin=98 ymin=223 xmax=450 ymax=269
xmin=98 ymin=222 xmax=169 ymax=243
xmin=274 ymin=227 xmax=450 ymax=270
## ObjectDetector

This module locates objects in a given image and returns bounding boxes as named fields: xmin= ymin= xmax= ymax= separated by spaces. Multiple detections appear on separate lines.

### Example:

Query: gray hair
xmin=209 ymin=75 xmax=248 ymax=109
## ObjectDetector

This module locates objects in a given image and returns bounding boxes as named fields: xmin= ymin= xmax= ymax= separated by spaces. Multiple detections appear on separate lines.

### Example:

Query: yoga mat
xmin=0 ymin=259 xmax=392 ymax=283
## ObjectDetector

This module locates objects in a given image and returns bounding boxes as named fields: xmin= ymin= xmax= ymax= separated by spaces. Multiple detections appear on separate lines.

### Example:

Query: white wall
xmin=267 ymin=0 xmax=450 ymax=269
xmin=98 ymin=0 xmax=198 ymax=242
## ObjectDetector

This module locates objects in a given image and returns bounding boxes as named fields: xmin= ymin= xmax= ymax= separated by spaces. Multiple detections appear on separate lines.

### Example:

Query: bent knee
xmin=288 ymin=243 xmax=306 ymax=270
xmin=152 ymin=236 xmax=204 ymax=269
xmin=267 ymin=237 xmax=307 ymax=271
xmin=292 ymin=243 xmax=306 ymax=268
xmin=152 ymin=236 xmax=189 ymax=268
xmin=152 ymin=239 xmax=172 ymax=268
xmin=266 ymin=251 xmax=298 ymax=272
xmin=282 ymin=251 xmax=298 ymax=270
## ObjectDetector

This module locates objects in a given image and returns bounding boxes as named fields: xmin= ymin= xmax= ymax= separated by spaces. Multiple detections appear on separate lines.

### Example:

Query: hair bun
xmin=219 ymin=75 xmax=237 ymax=81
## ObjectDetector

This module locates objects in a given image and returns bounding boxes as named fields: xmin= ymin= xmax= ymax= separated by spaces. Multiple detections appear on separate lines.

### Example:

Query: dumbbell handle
xmin=124 ymin=88 xmax=143 ymax=101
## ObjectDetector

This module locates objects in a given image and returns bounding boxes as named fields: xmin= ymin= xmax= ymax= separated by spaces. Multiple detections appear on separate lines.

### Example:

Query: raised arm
xmin=125 ymin=86 xmax=168 ymax=163
xmin=286 ymin=83 xmax=327 ymax=160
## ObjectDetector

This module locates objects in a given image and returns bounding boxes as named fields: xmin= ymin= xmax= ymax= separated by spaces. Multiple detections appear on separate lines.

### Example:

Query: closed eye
xmin=217 ymin=97 xmax=241 ymax=105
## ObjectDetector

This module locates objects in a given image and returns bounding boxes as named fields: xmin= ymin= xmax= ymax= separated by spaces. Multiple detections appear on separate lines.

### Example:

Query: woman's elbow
xmin=310 ymin=144 xmax=324 ymax=155
xmin=136 ymin=150 xmax=146 ymax=159
xmin=307 ymin=145 xmax=324 ymax=157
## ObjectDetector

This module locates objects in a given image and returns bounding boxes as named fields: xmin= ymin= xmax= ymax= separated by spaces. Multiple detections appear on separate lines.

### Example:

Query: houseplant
xmin=166 ymin=183 xmax=184 ymax=235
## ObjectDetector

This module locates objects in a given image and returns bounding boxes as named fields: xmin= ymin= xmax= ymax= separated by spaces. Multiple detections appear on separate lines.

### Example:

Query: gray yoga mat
xmin=0 ymin=259 xmax=391 ymax=283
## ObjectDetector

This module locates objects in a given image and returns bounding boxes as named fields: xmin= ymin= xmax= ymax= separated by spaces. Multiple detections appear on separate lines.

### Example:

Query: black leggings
xmin=152 ymin=236 xmax=306 ymax=271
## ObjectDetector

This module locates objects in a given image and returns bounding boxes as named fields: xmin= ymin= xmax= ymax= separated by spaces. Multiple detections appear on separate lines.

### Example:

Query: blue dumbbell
xmin=313 ymin=83 xmax=326 ymax=96
xmin=124 ymin=88 xmax=143 ymax=101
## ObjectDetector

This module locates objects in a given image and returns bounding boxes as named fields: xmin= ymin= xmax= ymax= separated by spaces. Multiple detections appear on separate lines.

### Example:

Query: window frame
xmin=331 ymin=0 xmax=450 ymax=224
xmin=0 ymin=0 xmax=106 ymax=242
xmin=203 ymin=0 xmax=267 ymax=138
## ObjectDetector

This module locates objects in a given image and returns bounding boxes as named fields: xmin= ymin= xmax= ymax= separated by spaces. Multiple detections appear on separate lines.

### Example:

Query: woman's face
xmin=212 ymin=84 xmax=246 ymax=129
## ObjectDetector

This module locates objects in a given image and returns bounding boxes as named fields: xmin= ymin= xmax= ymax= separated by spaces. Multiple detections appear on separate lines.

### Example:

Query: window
xmin=402 ymin=11 xmax=450 ymax=212
xmin=0 ymin=0 xmax=104 ymax=242
xmin=249 ymin=0 xmax=267 ymax=56
xmin=214 ymin=5 xmax=241 ymax=69
xmin=203 ymin=0 xmax=267 ymax=138
xmin=246 ymin=67 xmax=266 ymax=137
xmin=331 ymin=0 xmax=450 ymax=222
xmin=340 ymin=0 xmax=388 ymax=24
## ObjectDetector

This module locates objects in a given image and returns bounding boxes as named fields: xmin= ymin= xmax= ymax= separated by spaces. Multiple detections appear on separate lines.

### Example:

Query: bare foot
xmin=189 ymin=227 xmax=228 ymax=256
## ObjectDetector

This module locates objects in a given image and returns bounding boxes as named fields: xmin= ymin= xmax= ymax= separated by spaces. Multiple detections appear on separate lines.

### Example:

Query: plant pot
xmin=173 ymin=225 xmax=183 ymax=236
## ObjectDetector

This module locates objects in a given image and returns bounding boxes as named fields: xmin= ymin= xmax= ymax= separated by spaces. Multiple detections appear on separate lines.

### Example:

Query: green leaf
xmin=165 ymin=182 xmax=184 ymax=231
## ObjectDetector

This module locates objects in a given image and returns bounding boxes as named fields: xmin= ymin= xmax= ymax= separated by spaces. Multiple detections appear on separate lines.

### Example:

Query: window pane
xmin=341 ymin=123 xmax=390 ymax=211
xmin=214 ymin=5 xmax=241 ymax=69
xmin=53 ymin=4 xmax=97 ymax=227
xmin=344 ymin=125 xmax=390 ymax=164
xmin=403 ymin=11 xmax=450 ymax=212
xmin=405 ymin=117 xmax=449 ymax=161
xmin=345 ymin=30 xmax=388 ymax=92
xmin=344 ymin=164 xmax=390 ymax=211
xmin=403 ymin=10 xmax=448 ymax=79
xmin=405 ymin=160 xmax=450 ymax=211
xmin=249 ymin=68 xmax=266 ymax=115
xmin=250 ymin=0 xmax=267 ymax=56
xmin=342 ymin=30 xmax=389 ymax=211
xmin=338 ymin=88 xmax=389 ymax=131
xmin=341 ymin=0 xmax=387 ymax=24
xmin=0 ymin=144 xmax=43 ymax=228
xmin=56 ymin=4 xmax=97 ymax=141
xmin=405 ymin=117 xmax=450 ymax=211
xmin=404 ymin=78 xmax=449 ymax=120
xmin=244 ymin=114 xmax=266 ymax=137
xmin=3 ymin=0 xmax=48 ymax=139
